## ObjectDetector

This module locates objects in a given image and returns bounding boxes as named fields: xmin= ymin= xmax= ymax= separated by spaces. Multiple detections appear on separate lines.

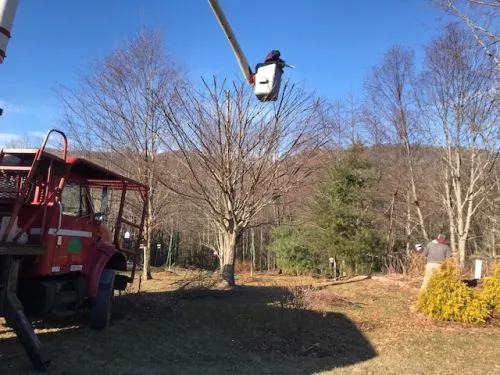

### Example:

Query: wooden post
xmin=250 ymin=228 xmax=255 ymax=276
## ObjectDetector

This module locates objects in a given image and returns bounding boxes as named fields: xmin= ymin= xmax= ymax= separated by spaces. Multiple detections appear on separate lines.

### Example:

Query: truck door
xmin=50 ymin=181 xmax=97 ymax=275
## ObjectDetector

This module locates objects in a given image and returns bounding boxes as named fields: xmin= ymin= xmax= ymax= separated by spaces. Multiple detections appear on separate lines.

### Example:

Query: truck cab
xmin=0 ymin=129 xmax=147 ymax=370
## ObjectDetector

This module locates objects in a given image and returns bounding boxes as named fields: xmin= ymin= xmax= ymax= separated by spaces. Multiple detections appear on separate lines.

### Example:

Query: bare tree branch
xmin=154 ymin=78 xmax=327 ymax=286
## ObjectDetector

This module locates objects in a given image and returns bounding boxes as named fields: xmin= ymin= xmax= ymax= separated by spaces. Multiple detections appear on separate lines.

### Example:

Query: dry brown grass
xmin=234 ymin=259 xmax=252 ymax=273
xmin=1 ymin=270 xmax=499 ymax=374
xmin=407 ymin=252 xmax=425 ymax=277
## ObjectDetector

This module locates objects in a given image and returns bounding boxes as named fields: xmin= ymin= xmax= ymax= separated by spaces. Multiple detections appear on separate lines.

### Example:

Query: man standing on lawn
xmin=420 ymin=234 xmax=452 ymax=291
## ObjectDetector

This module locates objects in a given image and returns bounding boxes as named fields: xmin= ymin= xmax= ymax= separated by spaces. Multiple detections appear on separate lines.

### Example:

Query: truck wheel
xmin=89 ymin=269 xmax=116 ymax=330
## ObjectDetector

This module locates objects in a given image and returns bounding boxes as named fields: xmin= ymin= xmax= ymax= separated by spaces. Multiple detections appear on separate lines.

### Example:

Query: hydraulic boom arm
xmin=0 ymin=0 xmax=18 ymax=64
xmin=208 ymin=0 xmax=254 ymax=84
xmin=0 ymin=0 xmax=289 ymax=103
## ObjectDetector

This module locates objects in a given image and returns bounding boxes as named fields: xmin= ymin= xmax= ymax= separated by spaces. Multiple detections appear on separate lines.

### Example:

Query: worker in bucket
xmin=255 ymin=50 xmax=286 ymax=73
xmin=420 ymin=234 xmax=452 ymax=291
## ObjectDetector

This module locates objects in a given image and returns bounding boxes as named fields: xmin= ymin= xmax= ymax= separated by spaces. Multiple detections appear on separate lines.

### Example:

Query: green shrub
xmin=417 ymin=261 xmax=490 ymax=324
xmin=477 ymin=264 xmax=500 ymax=312
xmin=268 ymin=226 xmax=319 ymax=275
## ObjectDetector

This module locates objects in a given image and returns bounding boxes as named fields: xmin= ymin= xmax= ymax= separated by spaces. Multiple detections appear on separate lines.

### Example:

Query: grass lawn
xmin=1 ymin=270 xmax=499 ymax=374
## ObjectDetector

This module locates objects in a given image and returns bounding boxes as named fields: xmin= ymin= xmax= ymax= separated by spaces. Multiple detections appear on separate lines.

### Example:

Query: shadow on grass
xmin=0 ymin=285 xmax=376 ymax=374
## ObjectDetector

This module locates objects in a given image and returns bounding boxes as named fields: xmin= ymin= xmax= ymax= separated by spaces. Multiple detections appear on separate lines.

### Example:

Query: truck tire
xmin=89 ymin=269 xmax=116 ymax=330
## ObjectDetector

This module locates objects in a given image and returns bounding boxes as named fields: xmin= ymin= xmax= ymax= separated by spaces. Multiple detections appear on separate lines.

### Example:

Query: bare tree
xmin=59 ymin=30 xmax=184 ymax=280
xmin=365 ymin=46 xmax=429 ymax=242
xmin=437 ymin=0 xmax=499 ymax=67
xmin=476 ymin=168 xmax=500 ymax=258
xmin=156 ymin=79 xmax=325 ymax=287
xmin=4 ymin=134 xmax=41 ymax=148
xmin=420 ymin=24 xmax=499 ymax=265
xmin=486 ymin=168 xmax=500 ymax=257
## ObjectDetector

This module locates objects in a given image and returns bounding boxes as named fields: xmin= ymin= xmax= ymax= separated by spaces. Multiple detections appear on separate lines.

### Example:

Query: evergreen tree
xmin=307 ymin=145 xmax=385 ymax=275
xmin=268 ymin=225 xmax=319 ymax=275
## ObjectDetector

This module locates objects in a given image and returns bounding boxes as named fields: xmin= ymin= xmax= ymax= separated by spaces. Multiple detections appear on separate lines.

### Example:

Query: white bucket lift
xmin=208 ymin=0 xmax=292 ymax=102
xmin=254 ymin=61 xmax=283 ymax=101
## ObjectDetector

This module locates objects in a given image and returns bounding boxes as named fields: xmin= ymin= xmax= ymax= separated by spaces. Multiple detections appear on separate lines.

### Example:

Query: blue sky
xmin=0 ymin=0 xmax=449 ymax=146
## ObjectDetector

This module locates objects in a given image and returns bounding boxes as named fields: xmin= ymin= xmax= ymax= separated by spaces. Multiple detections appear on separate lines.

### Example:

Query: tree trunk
xmin=219 ymin=230 xmax=238 ymax=287
xmin=165 ymin=225 xmax=174 ymax=272
xmin=250 ymin=228 xmax=255 ymax=276
xmin=405 ymin=189 xmax=412 ymax=256
xmin=492 ymin=221 xmax=497 ymax=258
xmin=259 ymin=226 xmax=263 ymax=271
xmin=458 ymin=235 xmax=467 ymax=267
xmin=267 ymin=238 xmax=271 ymax=272
xmin=444 ymin=166 xmax=458 ymax=259
xmin=386 ymin=188 xmax=397 ymax=254
xmin=449 ymin=220 xmax=458 ymax=262
xmin=242 ymin=231 xmax=246 ymax=263
xmin=408 ymin=179 xmax=427 ymax=241
xmin=143 ymin=183 xmax=153 ymax=280
xmin=404 ymin=139 xmax=428 ymax=242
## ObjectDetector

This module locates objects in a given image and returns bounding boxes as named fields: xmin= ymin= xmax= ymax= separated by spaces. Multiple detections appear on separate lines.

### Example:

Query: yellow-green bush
xmin=477 ymin=264 xmax=500 ymax=312
xmin=417 ymin=261 xmax=490 ymax=324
